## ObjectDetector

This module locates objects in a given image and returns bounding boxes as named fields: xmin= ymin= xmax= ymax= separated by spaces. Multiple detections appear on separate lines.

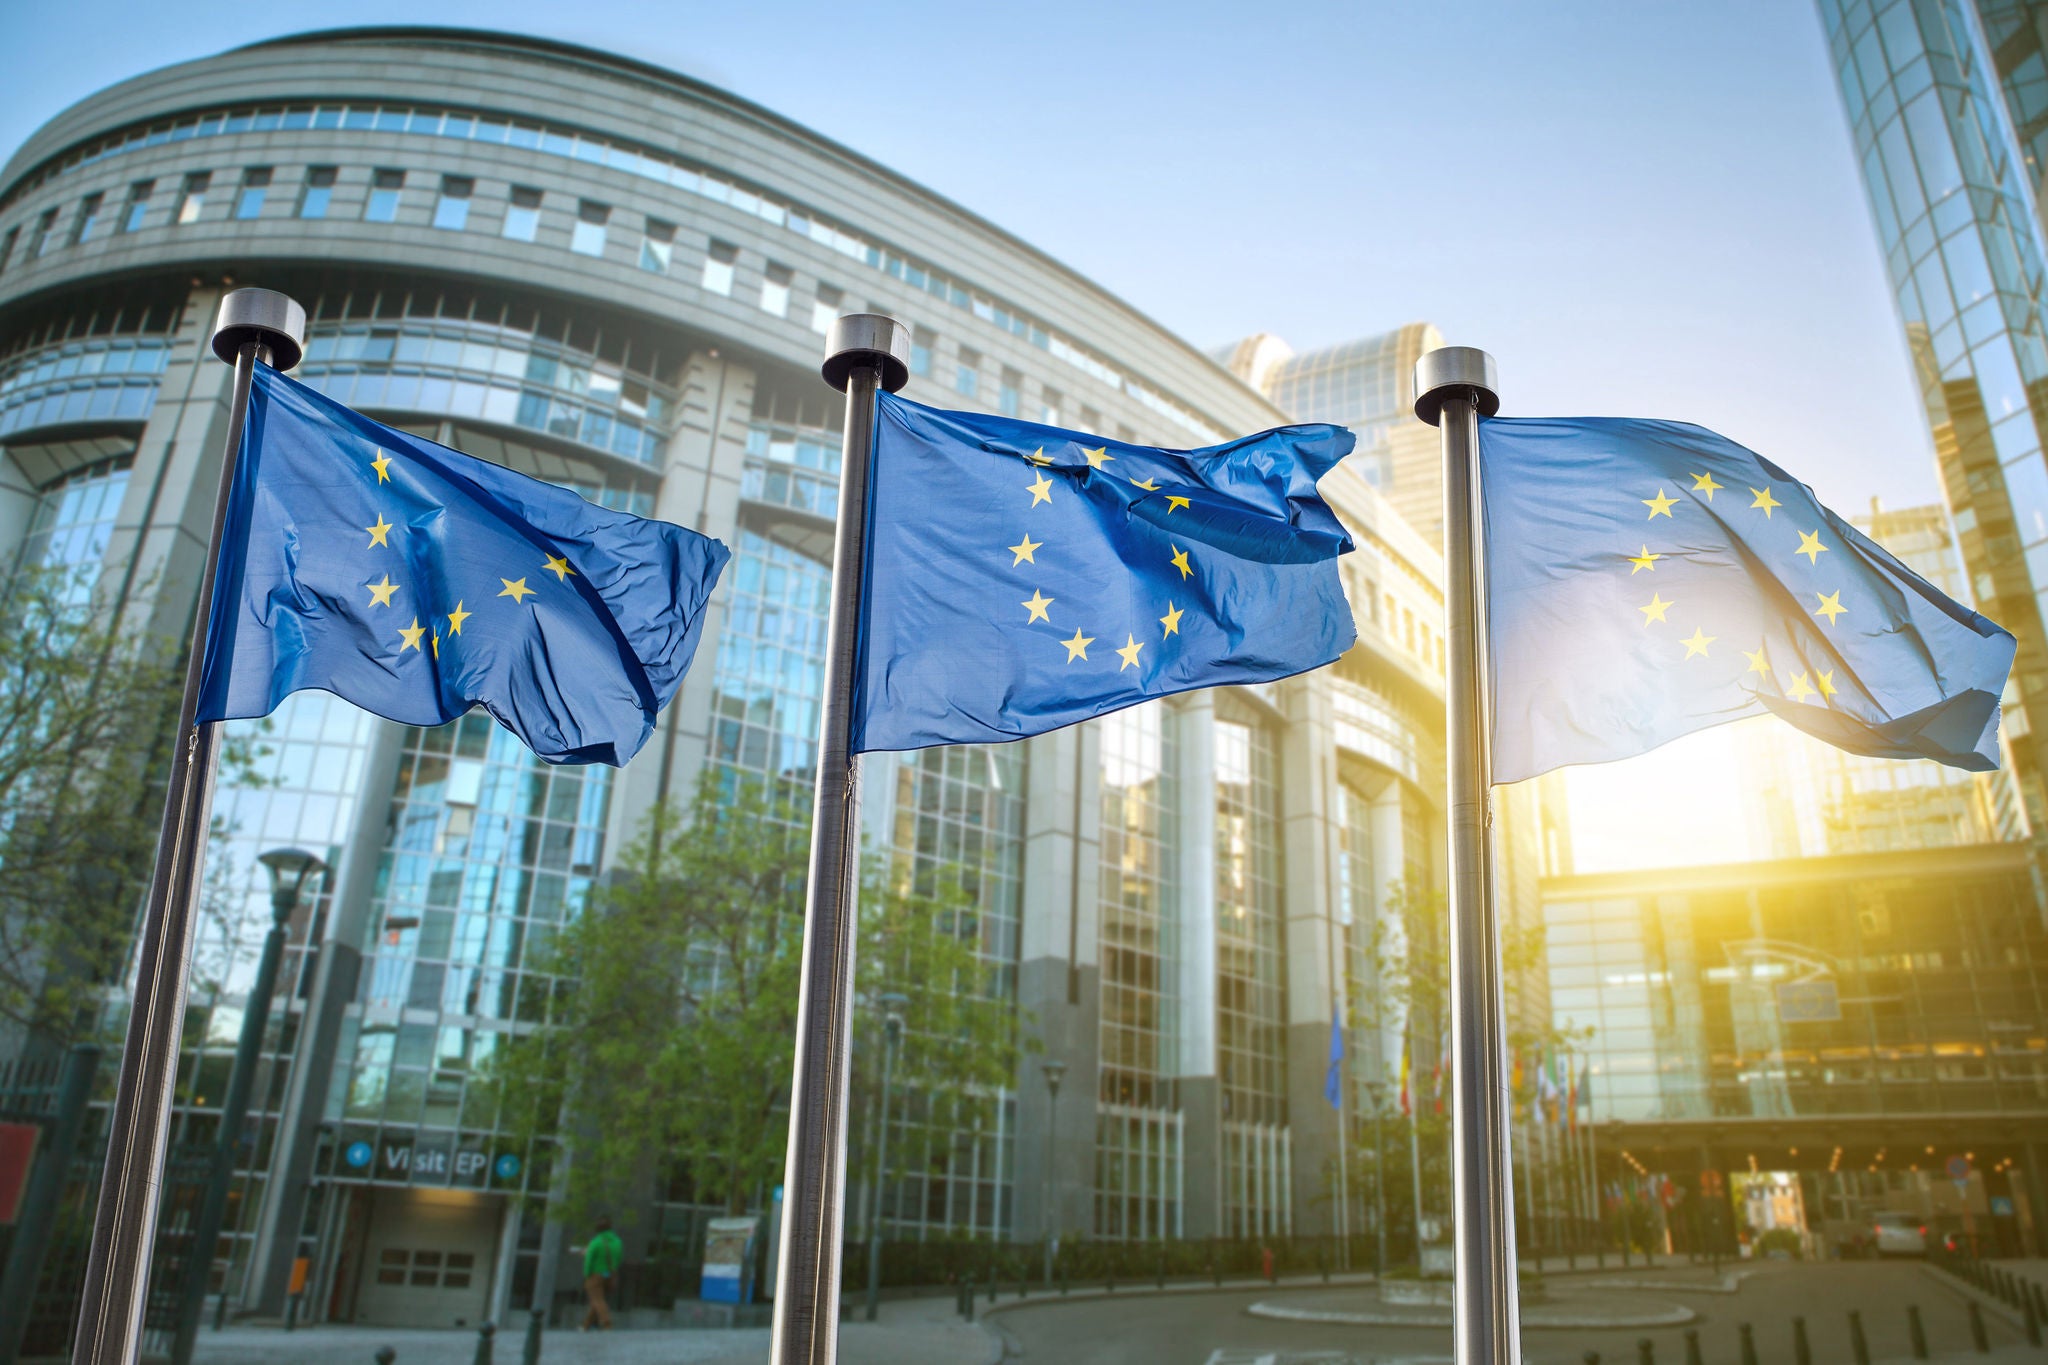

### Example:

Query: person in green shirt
xmin=580 ymin=1217 xmax=623 ymax=1330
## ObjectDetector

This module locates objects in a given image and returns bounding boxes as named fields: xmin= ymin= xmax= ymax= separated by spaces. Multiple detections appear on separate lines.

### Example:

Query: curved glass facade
xmin=0 ymin=335 xmax=165 ymax=438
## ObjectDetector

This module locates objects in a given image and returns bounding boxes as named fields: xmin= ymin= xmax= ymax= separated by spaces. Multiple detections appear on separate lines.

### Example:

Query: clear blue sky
xmin=1 ymin=0 xmax=1936 ymax=511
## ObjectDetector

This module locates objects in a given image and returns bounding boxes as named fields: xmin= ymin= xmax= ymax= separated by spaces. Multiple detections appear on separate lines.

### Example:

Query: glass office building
xmin=0 ymin=28 xmax=1453 ymax=1331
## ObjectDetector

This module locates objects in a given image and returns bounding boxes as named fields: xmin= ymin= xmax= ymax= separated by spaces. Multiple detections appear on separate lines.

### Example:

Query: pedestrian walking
xmin=580 ymin=1217 xmax=623 ymax=1331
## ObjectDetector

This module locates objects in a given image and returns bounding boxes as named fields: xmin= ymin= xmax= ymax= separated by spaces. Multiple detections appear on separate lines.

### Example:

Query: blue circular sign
xmin=493 ymin=1153 xmax=522 ymax=1179
xmin=344 ymin=1140 xmax=373 ymax=1169
xmin=1947 ymin=1155 xmax=1972 ymax=1181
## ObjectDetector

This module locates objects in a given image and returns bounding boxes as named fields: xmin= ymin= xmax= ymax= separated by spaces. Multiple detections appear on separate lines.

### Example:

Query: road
xmin=987 ymin=1261 xmax=2034 ymax=1365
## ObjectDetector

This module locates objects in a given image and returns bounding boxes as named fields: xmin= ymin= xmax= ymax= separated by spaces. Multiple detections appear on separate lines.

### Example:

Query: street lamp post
xmin=864 ymin=993 xmax=909 ymax=1323
xmin=170 ymin=847 xmax=324 ymax=1365
xmin=1040 ymin=1061 xmax=1066 ymax=1287
xmin=1363 ymin=1079 xmax=1388 ymax=1277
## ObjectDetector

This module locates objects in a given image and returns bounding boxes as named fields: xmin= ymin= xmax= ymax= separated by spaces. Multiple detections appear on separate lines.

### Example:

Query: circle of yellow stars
xmin=1626 ymin=467 xmax=1848 ymax=711
xmin=356 ymin=445 xmax=578 ymax=662
xmin=1007 ymin=443 xmax=1198 ymax=674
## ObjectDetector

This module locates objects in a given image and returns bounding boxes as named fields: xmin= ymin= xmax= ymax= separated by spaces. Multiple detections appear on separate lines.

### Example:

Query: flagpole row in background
xmin=1415 ymin=346 xmax=1521 ymax=1365
xmin=71 ymin=288 xmax=305 ymax=1365
xmin=771 ymin=314 xmax=909 ymax=1365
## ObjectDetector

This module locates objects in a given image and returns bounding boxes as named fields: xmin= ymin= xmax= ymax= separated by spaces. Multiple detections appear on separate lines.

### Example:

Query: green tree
xmin=486 ymin=771 xmax=1021 ymax=1222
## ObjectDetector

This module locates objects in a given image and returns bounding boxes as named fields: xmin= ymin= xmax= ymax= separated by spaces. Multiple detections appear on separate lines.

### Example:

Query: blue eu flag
xmin=196 ymin=367 xmax=730 ymax=766
xmin=1481 ymin=417 xmax=2015 ymax=783
xmin=851 ymin=393 xmax=1357 ymax=753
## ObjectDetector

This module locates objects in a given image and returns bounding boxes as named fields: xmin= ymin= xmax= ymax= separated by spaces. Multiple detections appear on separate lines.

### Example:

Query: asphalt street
xmin=985 ymin=1261 xmax=2035 ymax=1365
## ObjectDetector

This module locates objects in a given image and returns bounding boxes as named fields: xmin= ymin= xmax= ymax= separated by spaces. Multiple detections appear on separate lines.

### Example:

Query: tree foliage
xmin=485 ymin=770 xmax=1022 ymax=1222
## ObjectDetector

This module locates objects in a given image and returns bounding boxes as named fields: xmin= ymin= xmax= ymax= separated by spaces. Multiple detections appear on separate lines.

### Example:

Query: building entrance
xmin=352 ymin=1187 xmax=501 ymax=1327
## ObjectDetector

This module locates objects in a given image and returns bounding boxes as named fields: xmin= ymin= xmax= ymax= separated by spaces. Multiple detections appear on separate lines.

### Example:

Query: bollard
xmin=1683 ymin=1328 xmax=1702 ymax=1365
xmin=2032 ymin=1282 xmax=2047 ymax=1324
xmin=1849 ymin=1310 xmax=1870 ymax=1365
xmin=215 ymin=1290 xmax=230 ymax=1333
xmin=285 ymin=1294 xmax=300 ymax=1334
xmin=2024 ymin=1290 xmax=2042 ymax=1350
xmin=376 ymin=1349 xmax=396 ymax=1365
xmin=1211 ymin=1260 xmax=1221 ymax=1288
xmin=1060 ymin=1269 xmax=1069 ymax=1296
xmin=521 ymin=1309 xmax=542 ymax=1365
xmin=1636 ymin=1337 xmax=1654 ymax=1365
xmin=1106 ymin=1270 xmax=1115 ymax=1293
xmin=1739 ymin=1322 xmax=1759 ymax=1365
xmin=472 ymin=1321 xmax=494 ymax=1365
xmin=1019 ymin=1277 xmax=1028 ymax=1300
xmin=1792 ymin=1314 xmax=1811 ymax=1365
xmin=1907 ymin=1304 xmax=1928 ymax=1360
xmin=1969 ymin=1301 xmax=1990 ymax=1354
xmin=1583 ymin=1353 xmax=1600 ymax=1365
xmin=1159 ymin=1256 xmax=1167 ymax=1291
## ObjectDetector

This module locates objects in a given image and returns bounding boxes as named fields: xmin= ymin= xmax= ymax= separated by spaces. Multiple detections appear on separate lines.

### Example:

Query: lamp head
xmin=1041 ymin=1060 xmax=1067 ymax=1096
xmin=257 ymin=847 xmax=325 ymax=904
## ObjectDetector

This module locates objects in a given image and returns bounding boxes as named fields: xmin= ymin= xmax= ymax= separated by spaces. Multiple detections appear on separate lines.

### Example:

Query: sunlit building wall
xmin=0 ymin=27 xmax=1452 ymax=1331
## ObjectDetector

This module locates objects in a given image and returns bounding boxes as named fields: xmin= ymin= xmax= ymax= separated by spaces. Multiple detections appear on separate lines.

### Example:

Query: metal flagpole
xmin=772 ymin=314 xmax=909 ymax=1365
xmin=71 ymin=288 xmax=305 ymax=1365
xmin=1414 ymin=347 xmax=1519 ymax=1365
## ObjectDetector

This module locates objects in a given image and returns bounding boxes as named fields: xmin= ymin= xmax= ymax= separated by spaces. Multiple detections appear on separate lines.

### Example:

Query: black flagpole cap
xmin=821 ymin=313 xmax=911 ymax=394
xmin=211 ymin=287 xmax=307 ymax=371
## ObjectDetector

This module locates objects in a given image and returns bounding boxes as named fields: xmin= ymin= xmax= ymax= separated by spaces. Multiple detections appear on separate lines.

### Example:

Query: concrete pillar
xmin=1011 ymin=722 xmax=1101 ymax=1243
xmin=1175 ymin=696 xmax=1222 ymax=1238
xmin=604 ymin=349 xmax=757 ymax=836
xmin=1279 ymin=677 xmax=1343 ymax=1235
xmin=246 ymin=719 xmax=407 ymax=1312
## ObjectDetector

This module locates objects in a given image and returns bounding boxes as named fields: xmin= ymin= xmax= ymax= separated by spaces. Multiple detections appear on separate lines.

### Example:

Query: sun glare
xmin=1561 ymin=719 xmax=1766 ymax=872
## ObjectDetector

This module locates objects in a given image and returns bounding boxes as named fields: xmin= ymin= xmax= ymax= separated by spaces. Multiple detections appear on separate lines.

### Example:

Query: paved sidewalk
xmin=191 ymin=1294 xmax=999 ymax=1365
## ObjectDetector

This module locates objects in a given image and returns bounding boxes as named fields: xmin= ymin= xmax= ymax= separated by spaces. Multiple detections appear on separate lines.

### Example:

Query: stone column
xmin=1174 ymin=696 xmax=1222 ymax=1238
xmin=1279 ymin=677 xmax=1343 ymax=1235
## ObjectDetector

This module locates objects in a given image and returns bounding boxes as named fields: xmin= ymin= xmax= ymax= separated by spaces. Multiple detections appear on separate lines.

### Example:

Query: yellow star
xmin=1817 ymin=669 xmax=1838 ymax=699
xmin=1628 ymin=545 xmax=1661 ymax=575
xmin=447 ymin=601 xmax=471 ymax=635
xmin=1165 ymin=493 xmax=1191 ymax=513
xmin=1638 ymin=593 xmax=1673 ymax=625
xmin=1024 ymin=447 xmax=1053 ymax=466
xmin=1681 ymin=626 xmax=1716 ymax=659
xmin=1009 ymin=534 xmax=1042 ymax=566
xmin=1133 ymin=477 xmax=1159 ymax=491
xmin=366 ymin=514 xmax=393 ymax=548
xmin=1786 ymin=671 xmax=1816 ymax=702
xmin=1084 ymin=447 xmax=1114 ymax=469
xmin=1116 ymin=634 xmax=1143 ymax=671
xmin=1159 ymin=601 xmax=1183 ymax=637
xmin=1027 ymin=473 xmax=1053 ymax=506
xmin=1643 ymin=489 xmax=1677 ymax=519
xmin=1021 ymin=589 xmax=1053 ymax=623
xmin=1813 ymin=590 xmax=1847 ymax=625
xmin=365 ymin=575 xmax=398 ymax=608
xmin=431 ymin=631 xmax=441 ymax=659
xmin=1169 ymin=545 xmax=1192 ymax=580
xmin=1061 ymin=627 xmax=1094 ymax=662
xmin=1795 ymin=530 xmax=1827 ymax=565
xmin=498 ymin=577 xmax=535 ymax=604
xmin=371 ymin=452 xmax=392 ymax=485
xmin=544 ymin=553 xmax=575 ymax=581
xmin=1690 ymin=471 xmax=1722 ymax=500
xmin=398 ymin=618 xmax=426 ymax=652
xmin=1743 ymin=645 xmax=1771 ymax=678
xmin=1750 ymin=486 xmax=1781 ymax=517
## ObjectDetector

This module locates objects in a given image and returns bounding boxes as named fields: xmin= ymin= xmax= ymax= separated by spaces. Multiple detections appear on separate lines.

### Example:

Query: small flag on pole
xmin=1480 ymin=417 xmax=2014 ymax=782
xmin=1324 ymin=1014 xmax=1345 ymax=1109
xmin=196 ymin=367 xmax=729 ymax=765
xmin=1397 ymin=1033 xmax=1413 ymax=1118
xmin=850 ymin=393 xmax=1357 ymax=752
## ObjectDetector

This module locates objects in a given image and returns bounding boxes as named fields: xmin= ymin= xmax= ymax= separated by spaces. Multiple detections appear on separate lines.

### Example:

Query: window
xmin=1040 ymin=388 xmax=1063 ymax=426
xmin=121 ymin=181 xmax=153 ymax=233
xmin=811 ymin=284 xmax=843 ymax=335
xmin=1080 ymin=405 xmax=1102 ymax=433
xmin=299 ymin=167 xmax=336 ymax=219
xmin=703 ymin=239 xmax=737 ymax=295
xmin=72 ymin=193 xmax=106 ymax=245
xmin=31 ymin=209 xmax=59 ymax=257
xmin=570 ymin=200 xmax=609 ymax=257
xmin=364 ymin=169 xmax=404 ymax=223
xmin=999 ymin=367 xmax=1022 ymax=417
xmin=175 ymin=172 xmax=209 ymax=225
xmin=955 ymin=347 xmax=980 ymax=399
xmin=235 ymin=167 xmax=271 ymax=220
xmin=911 ymin=326 xmax=934 ymax=377
xmin=639 ymin=218 xmax=674 ymax=273
xmin=433 ymin=176 xmax=472 ymax=231
xmin=761 ymin=263 xmax=792 ymax=318
xmin=502 ymin=186 xmax=541 ymax=242
xmin=0 ymin=227 xmax=17 ymax=276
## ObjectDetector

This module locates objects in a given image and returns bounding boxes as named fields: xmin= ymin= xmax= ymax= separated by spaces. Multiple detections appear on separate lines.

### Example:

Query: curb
xmin=1243 ymin=1299 xmax=1699 ymax=1331
xmin=976 ymin=1271 xmax=1380 ymax=1318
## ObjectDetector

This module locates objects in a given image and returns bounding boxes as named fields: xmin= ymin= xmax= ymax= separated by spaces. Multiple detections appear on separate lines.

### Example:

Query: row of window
xmin=0 ymin=96 xmax=1231 ymax=441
